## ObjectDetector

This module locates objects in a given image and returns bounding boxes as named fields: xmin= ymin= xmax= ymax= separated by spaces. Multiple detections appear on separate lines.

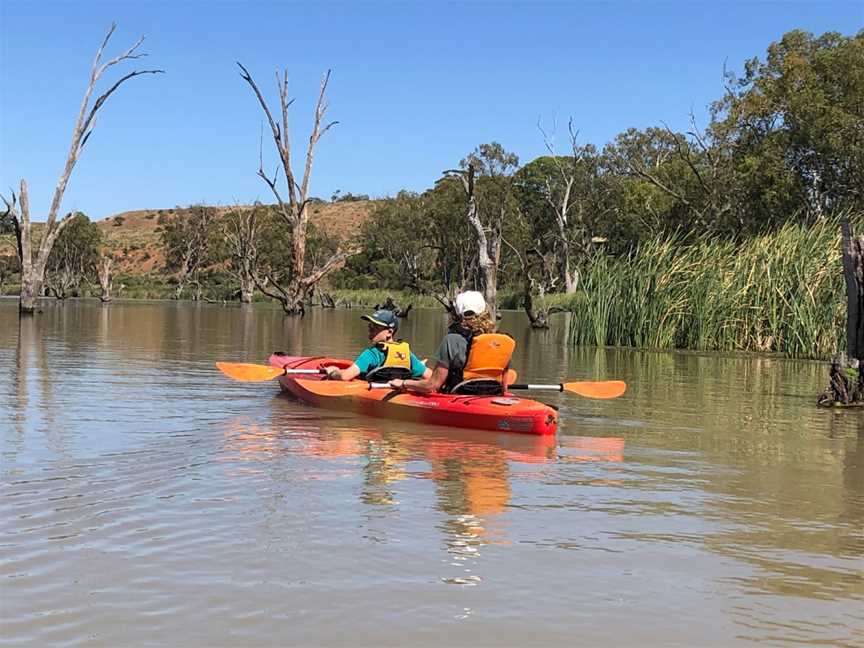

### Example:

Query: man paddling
xmin=388 ymin=291 xmax=513 ymax=395
xmin=322 ymin=309 xmax=432 ymax=382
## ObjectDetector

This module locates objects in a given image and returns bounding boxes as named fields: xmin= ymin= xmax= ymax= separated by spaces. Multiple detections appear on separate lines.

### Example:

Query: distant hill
xmin=0 ymin=200 xmax=378 ymax=276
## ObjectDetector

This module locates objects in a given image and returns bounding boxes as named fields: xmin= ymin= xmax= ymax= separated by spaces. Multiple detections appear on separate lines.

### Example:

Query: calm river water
xmin=1 ymin=299 xmax=862 ymax=646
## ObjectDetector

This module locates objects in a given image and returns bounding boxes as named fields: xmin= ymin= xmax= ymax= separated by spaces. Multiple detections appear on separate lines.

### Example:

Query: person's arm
xmin=324 ymin=349 xmax=374 ymax=381
xmin=409 ymin=352 xmax=433 ymax=380
xmin=392 ymin=334 xmax=460 ymax=393
xmin=323 ymin=363 xmax=361 ymax=381
xmin=391 ymin=363 xmax=448 ymax=394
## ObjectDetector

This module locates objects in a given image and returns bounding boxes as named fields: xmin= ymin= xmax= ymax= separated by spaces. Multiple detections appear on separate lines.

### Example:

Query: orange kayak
xmin=268 ymin=354 xmax=558 ymax=435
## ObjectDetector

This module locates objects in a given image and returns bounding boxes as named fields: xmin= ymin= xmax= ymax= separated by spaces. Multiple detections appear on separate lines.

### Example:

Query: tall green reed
xmin=566 ymin=216 xmax=855 ymax=359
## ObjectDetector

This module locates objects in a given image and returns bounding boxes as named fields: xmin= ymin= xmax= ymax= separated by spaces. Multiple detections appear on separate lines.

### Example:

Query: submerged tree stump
xmin=818 ymin=353 xmax=864 ymax=406
xmin=374 ymin=296 xmax=412 ymax=319
xmin=819 ymin=217 xmax=864 ymax=407
xmin=320 ymin=292 xmax=336 ymax=309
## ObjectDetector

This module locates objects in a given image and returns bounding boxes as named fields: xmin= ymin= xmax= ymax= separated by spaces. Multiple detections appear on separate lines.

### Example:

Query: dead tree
xmin=44 ymin=212 xmax=100 ymax=299
xmin=373 ymin=296 xmax=413 ymax=318
xmin=319 ymin=291 xmax=336 ymax=308
xmin=444 ymin=163 xmax=504 ymax=321
xmin=504 ymin=239 xmax=562 ymax=329
xmin=238 ymin=64 xmax=356 ymax=315
xmin=445 ymin=165 xmax=490 ymax=315
xmin=222 ymin=205 xmax=261 ymax=303
xmin=158 ymin=206 xmax=216 ymax=300
xmin=1 ymin=23 xmax=162 ymax=315
xmin=97 ymin=254 xmax=113 ymax=302
xmin=819 ymin=216 xmax=864 ymax=406
xmin=445 ymin=144 xmax=519 ymax=321
xmin=538 ymin=118 xmax=583 ymax=294
xmin=45 ymin=259 xmax=80 ymax=299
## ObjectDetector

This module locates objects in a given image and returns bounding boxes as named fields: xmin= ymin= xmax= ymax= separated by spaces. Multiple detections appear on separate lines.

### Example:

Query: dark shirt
xmin=433 ymin=333 xmax=469 ymax=371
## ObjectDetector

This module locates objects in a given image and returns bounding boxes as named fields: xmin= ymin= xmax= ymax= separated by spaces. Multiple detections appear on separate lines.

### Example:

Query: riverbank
xmin=2 ymin=217 xmax=858 ymax=360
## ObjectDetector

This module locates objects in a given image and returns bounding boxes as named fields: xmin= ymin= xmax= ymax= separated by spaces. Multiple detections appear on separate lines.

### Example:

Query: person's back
xmin=445 ymin=332 xmax=515 ymax=394
xmin=388 ymin=292 xmax=514 ymax=395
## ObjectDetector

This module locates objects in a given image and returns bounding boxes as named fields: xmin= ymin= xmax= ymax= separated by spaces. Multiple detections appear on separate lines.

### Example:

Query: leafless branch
xmin=80 ymin=69 xmax=164 ymax=145
xmin=301 ymin=245 xmax=358 ymax=289
xmin=300 ymin=70 xmax=336 ymax=204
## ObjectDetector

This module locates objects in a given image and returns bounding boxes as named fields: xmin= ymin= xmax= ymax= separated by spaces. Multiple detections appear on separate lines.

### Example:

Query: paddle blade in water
xmin=562 ymin=380 xmax=627 ymax=399
xmin=216 ymin=362 xmax=285 ymax=382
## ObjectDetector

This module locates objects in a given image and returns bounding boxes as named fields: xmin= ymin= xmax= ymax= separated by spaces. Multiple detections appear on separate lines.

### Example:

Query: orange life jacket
xmin=462 ymin=333 xmax=515 ymax=382
xmin=444 ymin=332 xmax=515 ymax=393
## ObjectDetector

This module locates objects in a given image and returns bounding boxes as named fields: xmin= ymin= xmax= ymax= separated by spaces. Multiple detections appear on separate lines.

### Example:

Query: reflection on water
xmin=0 ymin=299 xmax=862 ymax=646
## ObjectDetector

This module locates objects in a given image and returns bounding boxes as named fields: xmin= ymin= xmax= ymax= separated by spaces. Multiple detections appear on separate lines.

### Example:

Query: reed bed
xmin=565 ymin=217 xmax=854 ymax=359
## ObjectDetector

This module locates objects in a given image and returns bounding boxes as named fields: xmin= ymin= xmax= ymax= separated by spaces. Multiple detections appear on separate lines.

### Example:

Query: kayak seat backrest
xmin=365 ymin=366 xmax=412 ymax=382
xmin=450 ymin=378 xmax=505 ymax=396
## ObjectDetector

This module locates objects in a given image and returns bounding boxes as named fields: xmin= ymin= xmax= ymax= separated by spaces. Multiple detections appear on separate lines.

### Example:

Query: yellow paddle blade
xmin=216 ymin=362 xmax=285 ymax=382
xmin=562 ymin=380 xmax=627 ymax=399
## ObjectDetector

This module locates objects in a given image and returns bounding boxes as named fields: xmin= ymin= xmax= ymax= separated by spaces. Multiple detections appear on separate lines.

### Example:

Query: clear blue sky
xmin=1 ymin=0 xmax=860 ymax=220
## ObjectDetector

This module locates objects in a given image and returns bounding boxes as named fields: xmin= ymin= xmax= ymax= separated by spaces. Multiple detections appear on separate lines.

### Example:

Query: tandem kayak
xmin=268 ymin=354 xmax=559 ymax=435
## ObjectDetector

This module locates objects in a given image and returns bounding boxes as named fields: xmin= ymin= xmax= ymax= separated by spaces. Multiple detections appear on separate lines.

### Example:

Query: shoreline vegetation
xmin=1 ymin=215 xmax=857 ymax=360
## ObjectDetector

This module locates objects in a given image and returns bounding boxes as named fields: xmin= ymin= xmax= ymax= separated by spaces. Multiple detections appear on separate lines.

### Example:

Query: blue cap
xmin=361 ymin=309 xmax=398 ymax=332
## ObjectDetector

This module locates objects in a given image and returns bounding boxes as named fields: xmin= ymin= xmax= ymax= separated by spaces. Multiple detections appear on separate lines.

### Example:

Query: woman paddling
xmin=322 ymin=309 xmax=432 ymax=382
xmin=389 ymin=291 xmax=514 ymax=395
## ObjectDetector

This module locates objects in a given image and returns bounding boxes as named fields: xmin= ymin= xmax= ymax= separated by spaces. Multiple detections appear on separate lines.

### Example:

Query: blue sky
xmin=1 ymin=1 xmax=860 ymax=220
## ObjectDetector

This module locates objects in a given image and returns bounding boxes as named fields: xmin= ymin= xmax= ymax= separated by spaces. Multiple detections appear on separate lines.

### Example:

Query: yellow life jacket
xmin=378 ymin=340 xmax=412 ymax=370
xmin=461 ymin=333 xmax=515 ymax=383
xmin=364 ymin=340 xmax=412 ymax=380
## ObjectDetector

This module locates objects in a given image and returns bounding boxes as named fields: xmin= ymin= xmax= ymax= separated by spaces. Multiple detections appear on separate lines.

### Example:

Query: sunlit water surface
xmin=1 ymin=299 xmax=862 ymax=646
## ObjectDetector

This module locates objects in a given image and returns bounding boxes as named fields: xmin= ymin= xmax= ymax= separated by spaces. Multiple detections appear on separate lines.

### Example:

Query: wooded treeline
xmin=2 ymin=28 xmax=862 ymax=362
xmin=340 ymin=30 xmax=862 ymax=292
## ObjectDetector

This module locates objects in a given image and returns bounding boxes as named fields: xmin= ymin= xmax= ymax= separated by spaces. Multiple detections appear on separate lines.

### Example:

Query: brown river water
xmin=1 ymin=299 xmax=862 ymax=646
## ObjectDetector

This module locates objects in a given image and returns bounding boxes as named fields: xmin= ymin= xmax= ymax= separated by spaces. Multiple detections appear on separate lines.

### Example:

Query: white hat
xmin=455 ymin=291 xmax=486 ymax=316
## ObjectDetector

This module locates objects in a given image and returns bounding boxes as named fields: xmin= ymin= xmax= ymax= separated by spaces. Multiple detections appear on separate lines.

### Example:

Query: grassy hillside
xmin=0 ymin=200 xmax=377 ymax=298
xmin=95 ymin=200 xmax=377 ymax=275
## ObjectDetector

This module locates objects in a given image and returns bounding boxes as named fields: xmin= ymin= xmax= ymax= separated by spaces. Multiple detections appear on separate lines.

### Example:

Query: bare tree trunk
xmin=238 ymin=64 xmax=356 ymax=316
xmin=503 ymin=239 xmax=561 ymax=329
xmin=1 ymin=23 xmax=161 ymax=316
xmin=538 ymin=118 xmax=582 ymax=294
xmin=320 ymin=291 xmax=336 ymax=308
xmin=163 ymin=206 xmax=214 ymax=300
xmin=818 ymin=216 xmax=864 ymax=406
xmin=5 ymin=181 xmax=44 ymax=313
xmin=174 ymin=265 xmax=189 ymax=300
xmin=448 ymin=164 xmax=499 ymax=320
xmin=223 ymin=206 xmax=260 ymax=303
xmin=841 ymin=216 xmax=864 ymax=361
xmin=239 ymin=275 xmax=255 ymax=304
xmin=97 ymin=255 xmax=113 ymax=302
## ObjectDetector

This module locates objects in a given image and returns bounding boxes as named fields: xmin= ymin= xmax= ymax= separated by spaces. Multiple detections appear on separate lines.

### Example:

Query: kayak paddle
xmin=509 ymin=381 xmax=626 ymax=399
xmin=216 ymin=358 xmax=430 ymax=382
xmin=217 ymin=362 xmax=627 ymax=399
xmin=216 ymin=361 xmax=322 ymax=382
xmin=368 ymin=380 xmax=627 ymax=399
